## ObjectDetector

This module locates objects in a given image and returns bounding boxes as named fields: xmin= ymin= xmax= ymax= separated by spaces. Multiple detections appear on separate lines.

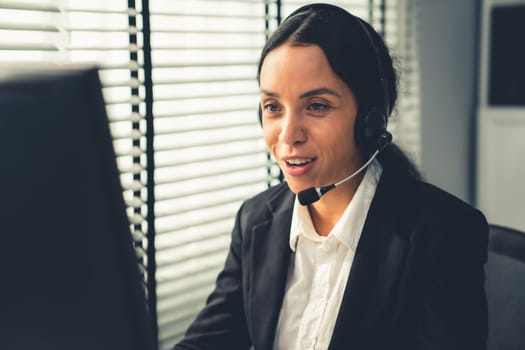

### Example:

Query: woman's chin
xmin=285 ymin=181 xmax=315 ymax=195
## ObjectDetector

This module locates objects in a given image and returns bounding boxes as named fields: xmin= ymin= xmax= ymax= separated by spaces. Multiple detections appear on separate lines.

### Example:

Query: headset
xmin=260 ymin=3 xmax=393 ymax=204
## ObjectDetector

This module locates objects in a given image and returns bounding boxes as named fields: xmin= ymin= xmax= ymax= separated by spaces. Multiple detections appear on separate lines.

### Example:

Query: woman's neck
xmin=307 ymin=172 xmax=364 ymax=236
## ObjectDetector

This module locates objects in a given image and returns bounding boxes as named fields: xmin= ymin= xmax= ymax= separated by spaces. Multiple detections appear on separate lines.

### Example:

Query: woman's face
xmin=259 ymin=43 xmax=362 ymax=194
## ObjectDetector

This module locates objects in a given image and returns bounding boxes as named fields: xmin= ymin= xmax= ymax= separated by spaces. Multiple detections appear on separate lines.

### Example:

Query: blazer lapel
xmin=250 ymin=188 xmax=294 ymax=350
xmin=329 ymin=169 xmax=413 ymax=349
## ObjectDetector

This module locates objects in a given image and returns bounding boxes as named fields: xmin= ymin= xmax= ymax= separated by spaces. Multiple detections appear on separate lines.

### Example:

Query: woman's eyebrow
xmin=260 ymin=87 xmax=341 ymax=99
xmin=260 ymin=89 xmax=279 ymax=97
xmin=299 ymin=87 xmax=341 ymax=99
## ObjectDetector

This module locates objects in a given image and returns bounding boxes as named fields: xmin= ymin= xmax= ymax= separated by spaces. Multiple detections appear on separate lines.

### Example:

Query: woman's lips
xmin=283 ymin=158 xmax=316 ymax=176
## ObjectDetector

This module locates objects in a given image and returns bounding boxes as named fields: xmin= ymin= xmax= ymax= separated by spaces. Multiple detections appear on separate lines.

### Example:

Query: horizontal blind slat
xmin=151 ymin=60 xmax=257 ymax=68
xmin=151 ymin=28 xmax=264 ymax=35
xmin=101 ymin=78 xmax=142 ymax=88
xmin=0 ymin=1 xmax=59 ymax=12
xmin=116 ymin=149 xmax=145 ymax=158
xmin=125 ymin=196 xmax=145 ymax=208
xmin=151 ymin=44 xmax=261 ymax=51
xmin=154 ymin=91 xmax=257 ymax=102
xmin=107 ymin=112 xmax=143 ymax=123
xmin=153 ymin=76 xmax=254 ymax=86
xmin=64 ymin=26 xmax=141 ymax=33
xmin=0 ymin=22 xmax=58 ymax=31
xmin=65 ymin=44 xmax=142 ymax=51
xmin=63 ymin=7 xmax=140 ymax=16
xmin=0 ymin=43 xmax=57 ymax=50
xmin=98 ymin=61 xmax=142 ymax=70
xmin=150 ymin=11 xmax=268 ymax=20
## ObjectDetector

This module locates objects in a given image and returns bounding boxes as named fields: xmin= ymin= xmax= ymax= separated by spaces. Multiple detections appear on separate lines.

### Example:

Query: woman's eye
xmin=308 ymin=102 xmax=330 ymax=112
xmin=263 ymin=103 xmax=280 ymax=113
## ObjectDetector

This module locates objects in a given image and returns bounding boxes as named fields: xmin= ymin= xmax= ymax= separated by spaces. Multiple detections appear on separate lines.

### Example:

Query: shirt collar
xmin=289 ymin=158 xmax=382 ymax=252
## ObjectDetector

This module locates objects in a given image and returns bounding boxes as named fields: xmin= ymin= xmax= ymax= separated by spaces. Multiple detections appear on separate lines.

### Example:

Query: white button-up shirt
xmin=273 ymin=159 xmax=382 ymax=350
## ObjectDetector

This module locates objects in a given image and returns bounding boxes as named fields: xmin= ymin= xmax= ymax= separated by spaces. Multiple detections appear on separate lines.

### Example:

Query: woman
xmin=174 ymin=3 xmax=488 ymax=350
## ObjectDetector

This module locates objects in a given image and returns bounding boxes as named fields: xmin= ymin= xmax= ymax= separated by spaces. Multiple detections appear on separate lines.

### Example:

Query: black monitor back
xmin=0 ymin=67 xmax=155 ymax=350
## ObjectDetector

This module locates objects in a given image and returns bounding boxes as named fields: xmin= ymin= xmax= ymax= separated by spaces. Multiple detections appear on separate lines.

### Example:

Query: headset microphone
xmin=297 ymin=132 xmax=391 ymax=205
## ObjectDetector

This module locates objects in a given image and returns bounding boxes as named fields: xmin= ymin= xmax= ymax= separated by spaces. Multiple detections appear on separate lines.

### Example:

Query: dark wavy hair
xmin=257 ymin=3 xmax=421 ymax=180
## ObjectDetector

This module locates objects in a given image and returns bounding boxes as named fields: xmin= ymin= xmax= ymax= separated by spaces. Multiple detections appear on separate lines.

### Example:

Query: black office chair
xmin=485 ymin=224 xmax=525 ymax=350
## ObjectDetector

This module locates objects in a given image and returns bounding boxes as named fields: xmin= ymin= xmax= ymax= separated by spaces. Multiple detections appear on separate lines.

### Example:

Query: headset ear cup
xmin=363 ymin=106 xmax=390 ymax=152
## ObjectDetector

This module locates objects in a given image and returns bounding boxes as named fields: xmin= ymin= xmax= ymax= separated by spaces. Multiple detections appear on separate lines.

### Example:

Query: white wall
xmin=417 ymin=0 xmax=480 ymax=204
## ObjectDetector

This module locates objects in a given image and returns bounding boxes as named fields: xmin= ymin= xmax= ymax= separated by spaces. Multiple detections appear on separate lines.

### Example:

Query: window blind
xmin=0 ymin=0 xmax=151 ymax=313
xmin=0 ymin=1 xmax=64 ymax=61
xmin=149 ymin=1 xmax=276 ymax=348
xmin=386 ymin=0 xmax=421 ymax=165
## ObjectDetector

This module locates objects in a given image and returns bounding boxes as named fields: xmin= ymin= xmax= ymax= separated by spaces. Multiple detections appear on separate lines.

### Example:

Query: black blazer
xmin=174 ymin=168 xmax=488 ymax=350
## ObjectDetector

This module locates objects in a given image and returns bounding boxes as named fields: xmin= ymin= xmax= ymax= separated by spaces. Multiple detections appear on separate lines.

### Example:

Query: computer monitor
xmin=0 ymin=67 xmax=155 ymax=350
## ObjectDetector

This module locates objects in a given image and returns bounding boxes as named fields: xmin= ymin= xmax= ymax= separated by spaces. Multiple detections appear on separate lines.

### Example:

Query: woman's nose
xmin=279 ymin=111 xmax=306 ymax=146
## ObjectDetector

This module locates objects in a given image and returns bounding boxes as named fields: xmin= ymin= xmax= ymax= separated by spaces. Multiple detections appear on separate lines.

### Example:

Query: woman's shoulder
xmin=238 ymin=182 xmax=294 ymax=223
xmin=411 ymin=179 xmax=482 ymax=217
xmin=379 ymin=168 xmax=487 ymax=231
xmin=395 ymin=176 xmax=488 ymax=236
